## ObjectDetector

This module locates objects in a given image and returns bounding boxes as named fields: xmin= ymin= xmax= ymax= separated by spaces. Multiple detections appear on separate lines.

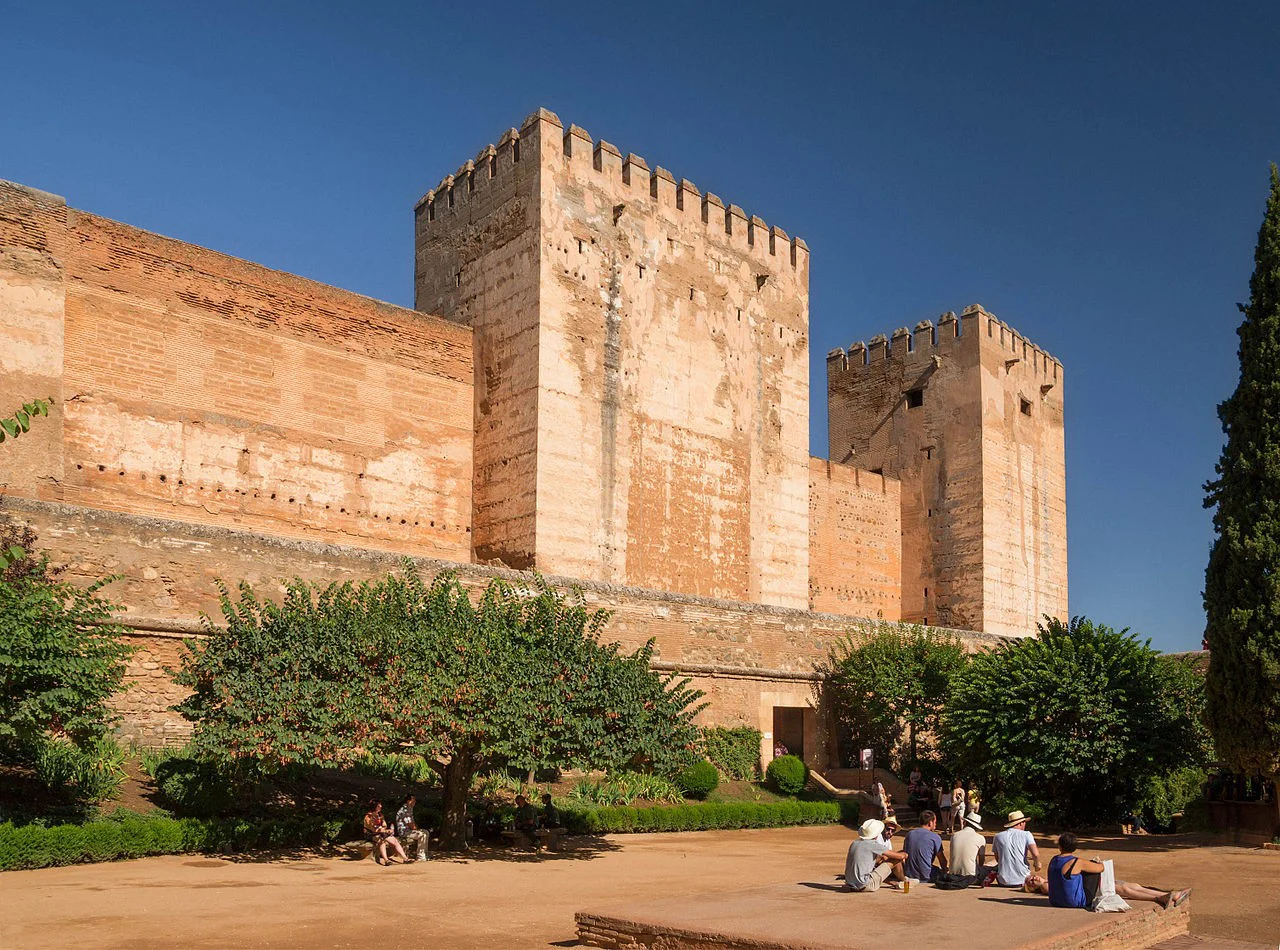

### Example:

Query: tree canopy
xmin=942 ymin=616 xmax=1209 ymax=824
xmin=1203 ymin=164 xmax=1280 ymax=813
xmin=175 ymin=567 xmax=705 ymax=847
xmin=820 ymin=622 xmax=968 ymax=772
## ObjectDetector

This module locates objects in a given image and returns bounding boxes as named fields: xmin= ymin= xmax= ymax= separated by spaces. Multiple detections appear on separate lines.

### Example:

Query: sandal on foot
xmin=1170 ymin=888 xmax=1191 ymax=908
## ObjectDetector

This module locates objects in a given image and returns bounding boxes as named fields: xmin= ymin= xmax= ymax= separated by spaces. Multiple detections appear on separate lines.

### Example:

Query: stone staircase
xmin=807 ymin=767 xmax=921 ymax=825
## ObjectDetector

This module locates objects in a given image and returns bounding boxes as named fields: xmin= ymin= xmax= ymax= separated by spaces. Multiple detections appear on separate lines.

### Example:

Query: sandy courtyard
xmin=1 ymin=828 xmax=1277 ymax=949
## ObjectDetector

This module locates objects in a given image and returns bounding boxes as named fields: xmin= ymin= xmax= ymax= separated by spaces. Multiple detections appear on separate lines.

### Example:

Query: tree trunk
xmin=439 ymin=753 xmax=476 ymax=851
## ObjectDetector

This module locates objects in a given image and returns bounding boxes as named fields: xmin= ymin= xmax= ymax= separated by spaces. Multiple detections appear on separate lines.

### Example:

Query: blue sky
xmin=3 ymin=1 xmax=1276 ymax=651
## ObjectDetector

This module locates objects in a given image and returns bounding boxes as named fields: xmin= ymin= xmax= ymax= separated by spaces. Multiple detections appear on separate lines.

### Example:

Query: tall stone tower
xmin=826 ymin=305 xmax=1066 ymax=636
xmin=415 ymin=109 xmax=811 ymax=608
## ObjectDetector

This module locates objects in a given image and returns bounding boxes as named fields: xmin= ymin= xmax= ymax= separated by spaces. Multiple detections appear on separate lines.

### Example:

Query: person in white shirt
xmin=949 ymin=811 xmax=988 ymax=877
xmin=993 ymin=810 xmax=1041 ymax=886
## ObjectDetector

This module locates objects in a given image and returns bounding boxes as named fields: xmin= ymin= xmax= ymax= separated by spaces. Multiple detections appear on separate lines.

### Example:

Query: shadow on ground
xmin=215 ymin=835 xmax=623 ymax=865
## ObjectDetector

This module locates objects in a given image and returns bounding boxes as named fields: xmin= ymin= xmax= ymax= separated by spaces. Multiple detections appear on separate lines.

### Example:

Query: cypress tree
xmin=1203 ymin=164 xmax=1280 ymax=828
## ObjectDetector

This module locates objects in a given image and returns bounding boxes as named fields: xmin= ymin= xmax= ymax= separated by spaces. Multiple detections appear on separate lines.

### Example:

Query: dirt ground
xmin=1 ymin=828 xmax=1277 ymax=949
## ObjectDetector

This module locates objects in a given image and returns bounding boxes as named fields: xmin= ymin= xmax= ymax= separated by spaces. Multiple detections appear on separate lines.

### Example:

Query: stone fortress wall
xmin=0 ymin=108 xmax=1065 ymax=762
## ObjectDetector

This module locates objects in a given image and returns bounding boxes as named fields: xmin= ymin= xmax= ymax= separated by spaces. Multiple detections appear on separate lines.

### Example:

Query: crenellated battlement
xmin=416 ymin=108 xmax=809 ymax=271
xmin=826 ymin=304 xmax=1061 ymax=380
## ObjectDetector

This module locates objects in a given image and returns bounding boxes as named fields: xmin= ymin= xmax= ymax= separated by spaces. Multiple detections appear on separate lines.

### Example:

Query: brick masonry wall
xmin=0 ymin=182 xmax=476 ymax=563
xmin=0 ymin=181 xmax=67 ymax=498
xmin=807 ymin=457 xmax=901 ymax=620
xmin=3 ymin=498 xmax=998 ymax=747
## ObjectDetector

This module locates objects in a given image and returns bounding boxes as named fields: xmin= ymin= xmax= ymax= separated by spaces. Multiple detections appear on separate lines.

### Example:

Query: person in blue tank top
xmin=1041 ymin=832 xmax=1192 ymax=910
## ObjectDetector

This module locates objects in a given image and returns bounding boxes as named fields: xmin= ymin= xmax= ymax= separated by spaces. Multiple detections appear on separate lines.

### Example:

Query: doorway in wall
xmin=772 ymin=707 xmax=805 ymax=761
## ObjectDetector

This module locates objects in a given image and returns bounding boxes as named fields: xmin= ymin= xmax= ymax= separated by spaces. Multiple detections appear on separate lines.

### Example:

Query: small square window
xmin=906 ymin=389 xmax=924 ymax=409
xmin=1020 ymin=398 xmax=1032 ymax=416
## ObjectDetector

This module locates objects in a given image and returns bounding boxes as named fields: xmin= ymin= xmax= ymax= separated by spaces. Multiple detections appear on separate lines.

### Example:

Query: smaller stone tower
xmin=826 ymin=305 xmax=1066 ymax=636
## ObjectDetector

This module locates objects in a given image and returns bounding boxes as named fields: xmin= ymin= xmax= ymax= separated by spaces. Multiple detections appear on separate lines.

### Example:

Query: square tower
xmin=415 ymin=110 xmax=811 ymax=608
xmin=826 ymin=305 xmax=1067 ymax=636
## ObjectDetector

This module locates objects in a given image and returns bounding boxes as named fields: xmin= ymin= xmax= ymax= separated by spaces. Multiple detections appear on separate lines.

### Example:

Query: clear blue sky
xmin=3 ymin=1 xmax=1276 ymax=652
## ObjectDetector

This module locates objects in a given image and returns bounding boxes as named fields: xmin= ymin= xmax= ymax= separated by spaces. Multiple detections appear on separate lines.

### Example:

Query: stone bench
xmin=502 ymin=828 xmax=567 ymax=852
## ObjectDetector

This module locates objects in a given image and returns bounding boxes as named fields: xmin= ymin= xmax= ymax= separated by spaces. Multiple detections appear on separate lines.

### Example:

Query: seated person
xmin=514 ymin=794 xmax=539 ymax=833
xmin=394 ymin=794 xmax=429 ymax=862
xmin=902 ymin=809 xmax=947 ymax=882
xmin=844 ymin=819 xmax=908 ymax=892
xmin=1040 ymin=832 xmax=1191 ymax=909
xmin=541 ymin=793 xmax=563 ymax=830
xmin=993 ymin=811 xmax=1041 ymax=886
xmin=949 ymin=811 xmax=988 ymax=879
xmin=363 ymin=799 xmax=409 ymax=866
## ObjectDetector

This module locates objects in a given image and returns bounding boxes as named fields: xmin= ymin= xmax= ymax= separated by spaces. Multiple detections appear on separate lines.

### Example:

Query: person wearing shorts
xmin=844 ymin=819 xmax=907 ymax=892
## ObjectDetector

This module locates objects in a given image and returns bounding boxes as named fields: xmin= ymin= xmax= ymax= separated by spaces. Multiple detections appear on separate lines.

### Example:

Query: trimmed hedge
xmin=0 ymin=813 xmax=351 ymax=871
xmin=561 ymin=799 xmax=853 ymax=834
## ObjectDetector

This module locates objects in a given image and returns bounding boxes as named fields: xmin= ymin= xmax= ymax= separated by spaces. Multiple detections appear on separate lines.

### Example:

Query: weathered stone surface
xmin=415 ymin=113 xmax=810 ymax=608
xmin=2 ymin=190 xmax=475 ymax=563
xmin=827 ymin=308 xmax=1066 ymax=636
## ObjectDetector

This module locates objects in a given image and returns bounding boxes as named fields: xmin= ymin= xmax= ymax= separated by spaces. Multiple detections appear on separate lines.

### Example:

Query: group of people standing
xmin=843 ymin=807 xmax=1191 ymax=913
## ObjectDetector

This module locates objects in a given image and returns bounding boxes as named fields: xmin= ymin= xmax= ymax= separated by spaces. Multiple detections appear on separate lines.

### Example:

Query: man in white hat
xmin=993 ymin=810 xmax=1042 ymax=887
xmin=949 ymin=811 xmax=988 ymax=878
xmin=844 ymin=818 xmax=908 ymax=892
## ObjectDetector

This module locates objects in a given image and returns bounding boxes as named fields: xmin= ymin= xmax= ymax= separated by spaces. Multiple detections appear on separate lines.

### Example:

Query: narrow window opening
xmin=454 ymin=272 xmax=461 ymax=288
xmin=577 ymin=239 xmax=584 ymax=254
xmin=1020 ymin=397 xmax=1032 ymax=416
xmin=689 ymin=288 xmax=695 ymax=300
xmin=427 ymin=200 xmax=435 ymax=222
xmin=467 ymin=172 xmax=475 ymax=193
xmin=513 ymin=139 xmax=520 ymax=162
xmin=489 ymin=155 xmax=496 ymax=178
xmin=924 ymin=587 xmax=929 ymax=598
xmin=447 ymin=187 xmax=455 ymax=209
xmin=928 ymin=508 xmax=933 ymax=518
xmin=923 ymin=616 xmax=929 ymax=626
xmin=737 ymin=308 xmax=742 ymax=322
xmin=779 ymin=326 xmax=784 ymax=339
xmin=906 ymin=388 xmax=924 ymax=409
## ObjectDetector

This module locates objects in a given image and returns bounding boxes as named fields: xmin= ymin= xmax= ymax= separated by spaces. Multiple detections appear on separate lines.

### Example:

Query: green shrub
xmin=34 ymin=735 xmax=126 ymax=803
xmin=352 ymin=751 xmax=437 ymax=785
xmin=765 ymin=755 xmax=808 ymax=795
xmin=558 ymin=799 xmax=840 ymax=835
xmin=153 ymin=757 xmax=237 ymax=817
xmin=0 ymin=811 xmax=355 ymax=871
xmin=567 ymin=772 xmax=684 ymax=806
xmin=674 ymin=761 xmax=720 ymax=800
xmin=1135 ymin=766 xmax=1208 ymax=829
xmin=701 ymin=726 xmax=762 ymax=780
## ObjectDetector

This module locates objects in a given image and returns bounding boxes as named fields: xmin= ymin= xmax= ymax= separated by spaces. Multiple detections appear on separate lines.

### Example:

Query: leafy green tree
xmin=942 ymin=617 xmax=1209 ymax=824
xmin=1203 ymin=164 xmax=1280 ymax=827
xmin=175 ymin=568 xmax=705 ymax=848
xmin=0 ymin=566 xmax=134 ymax=757
xmin=820 ymin=623 xmax=968 ymax=771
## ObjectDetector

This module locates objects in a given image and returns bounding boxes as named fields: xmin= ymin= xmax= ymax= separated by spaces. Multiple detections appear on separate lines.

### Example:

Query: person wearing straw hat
xmin=844 ymin=818 xmax=908 ymax=892
xmin=949 ymin=811 xmax=988 ymax=878
xmin=993 ymin=810 xmax=1042 ymax=886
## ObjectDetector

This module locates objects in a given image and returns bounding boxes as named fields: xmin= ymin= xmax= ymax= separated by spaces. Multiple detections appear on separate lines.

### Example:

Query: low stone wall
xmin=1206 ymin=800 xmax=1279 ymax=847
